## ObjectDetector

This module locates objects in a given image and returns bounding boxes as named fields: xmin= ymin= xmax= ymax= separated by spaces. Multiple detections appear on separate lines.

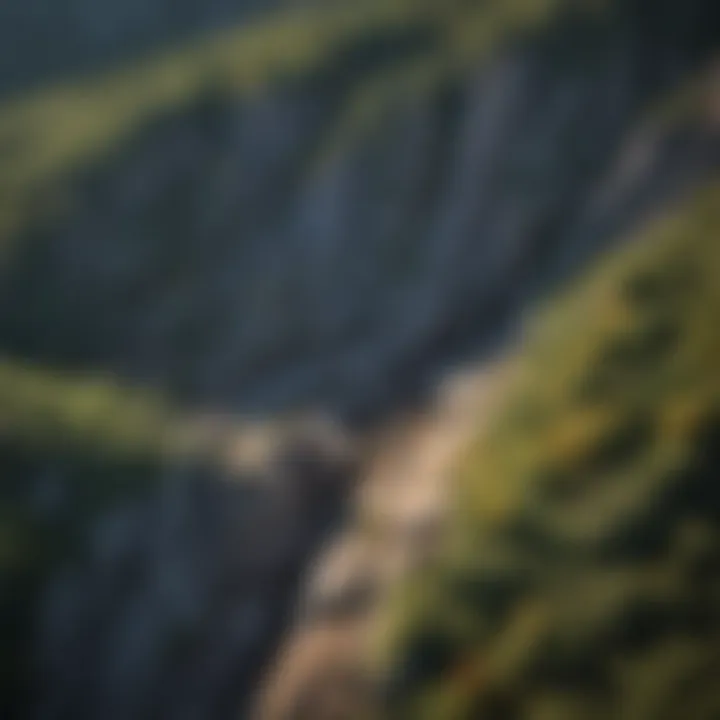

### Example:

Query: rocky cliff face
xmin=2 ymin=1 xmax=719 ymax=419
xmin=0 ymin=1 xmax=719 ymax=718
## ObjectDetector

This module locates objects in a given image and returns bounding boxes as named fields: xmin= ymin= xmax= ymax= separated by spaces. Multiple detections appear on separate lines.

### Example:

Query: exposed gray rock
xmin=1 ymin=1 xmax=719 ymax=718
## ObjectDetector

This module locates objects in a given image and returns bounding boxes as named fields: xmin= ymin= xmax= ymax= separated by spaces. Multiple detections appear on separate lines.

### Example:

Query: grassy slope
xmin=0 ymin=359 xmax=178 ymax=461
xmin=377 ymin=183 xmax=720 ymax=719
xmin=0 ymin=0 xmax=584 ymax=257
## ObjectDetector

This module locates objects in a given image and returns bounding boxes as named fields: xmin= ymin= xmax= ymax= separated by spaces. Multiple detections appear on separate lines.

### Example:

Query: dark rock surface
xmin=0 ymin=1 xmax=719 ymax=718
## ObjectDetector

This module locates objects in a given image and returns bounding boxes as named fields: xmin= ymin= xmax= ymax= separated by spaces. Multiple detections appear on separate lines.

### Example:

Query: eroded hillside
xmin=0 ymin=1 xmax=719 ymax=718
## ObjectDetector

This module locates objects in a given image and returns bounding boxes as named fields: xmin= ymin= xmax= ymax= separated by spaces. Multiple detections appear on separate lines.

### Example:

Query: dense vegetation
xmin=378 ymin=182 xmax=720 ymax=719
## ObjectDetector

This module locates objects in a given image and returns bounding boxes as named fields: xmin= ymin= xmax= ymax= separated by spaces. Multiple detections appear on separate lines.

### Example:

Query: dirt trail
xmin=252 ymin=362 xmax=509 ymax=720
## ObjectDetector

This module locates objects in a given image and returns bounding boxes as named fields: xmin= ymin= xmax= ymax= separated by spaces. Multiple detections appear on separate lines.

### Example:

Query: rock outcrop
xmin=0 ymin=1 xmax=719 ymax=718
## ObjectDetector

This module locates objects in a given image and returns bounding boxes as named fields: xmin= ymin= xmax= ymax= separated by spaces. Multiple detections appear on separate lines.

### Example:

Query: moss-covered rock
xmin=0 ymin=359 xmax=178 ymax=459
xmin=378 ymin=182 xmax=720 ymax=719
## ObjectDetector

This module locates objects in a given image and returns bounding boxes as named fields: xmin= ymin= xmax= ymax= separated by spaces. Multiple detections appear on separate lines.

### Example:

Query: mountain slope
xmin=377 ymin=182 xmax=720 ymax=720
xmin=0 ymin=1 xmax=719 ymax=718
xmin=2 ymin=0 xmax=718 ymax=420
